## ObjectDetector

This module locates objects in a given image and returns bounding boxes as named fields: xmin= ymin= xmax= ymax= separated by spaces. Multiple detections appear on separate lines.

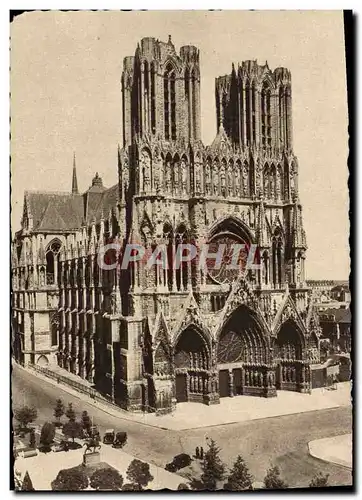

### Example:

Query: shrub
xmin=53 ymin=399 xmax=65 ymax=426
xmin=40 ymin=422 xmax=55 ymax=446
xmin=65 ymin=403 xmax=76 ymax=422
xmin=29 ymin=430 xmax=36 ymax=449
xmin=51 ymin=468 xmax=89 ymax=491
xmin=263 ymin=465 xmax=288 ymax=490
xmin=309 ymin=473 xmax=329 ymax=488
xmin=90 ymin=468 xmax=123 ymax=491
xmin=14 ymin=406 xmax=37 ymax=430
xmin=62 ymin=420 xmax=82 ymax=445
xmin=126 ymin=459 xmax=154 ymax=490
xmin=22 ymin=471 xmax=35 ymax=491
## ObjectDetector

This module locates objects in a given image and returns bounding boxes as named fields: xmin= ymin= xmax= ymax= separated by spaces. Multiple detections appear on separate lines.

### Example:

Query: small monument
xmin=82 ymin=436 xmax=101 ymax=467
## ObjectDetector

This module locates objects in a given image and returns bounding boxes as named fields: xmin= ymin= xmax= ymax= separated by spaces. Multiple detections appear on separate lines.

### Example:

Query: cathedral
xmin=12 ymin=36 xmax=322 ymax=413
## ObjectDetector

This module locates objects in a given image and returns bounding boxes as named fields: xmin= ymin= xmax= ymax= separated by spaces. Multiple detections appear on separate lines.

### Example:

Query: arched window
xmin=279 ymin=86 xmax=285 ymax=145
xmin=261 ymin=82 xmax=272 ymax=148
xmin=245 ymin=81 xmax=251 ymax=145
xmin=272 ymin=228 xmax=283 ymax=288
xmin=164 ymin=63 xmax=176 ymax=141
xmin=251 ymin=82 xmax=257 ymax=144
xmin=46 ymin=240 xmax=61 ymax=286
xmin=150 ymin=62 xmax=156 ymax=134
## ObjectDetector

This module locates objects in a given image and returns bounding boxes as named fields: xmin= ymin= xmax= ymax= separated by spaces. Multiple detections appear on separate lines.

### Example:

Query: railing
xmin=29 ymin=364 xmax=123 ymax=410
xmin=28 ymin=363 xmax=166 ymax=416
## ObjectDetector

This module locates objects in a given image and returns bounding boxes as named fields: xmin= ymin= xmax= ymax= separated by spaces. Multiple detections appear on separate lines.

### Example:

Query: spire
xmin=72 ymin=152 xmax=79 ymax=195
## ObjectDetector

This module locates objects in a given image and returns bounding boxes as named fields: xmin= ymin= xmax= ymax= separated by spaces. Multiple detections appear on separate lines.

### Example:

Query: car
xmin=112 ymin=431 xmax=127 ymax=448
xmin=53 ymin=440 xmax=69 ymax=452
xmin=103 ymin=429 xmax=115 ymax=444
xmin=165 ymin=453 xmax=192 ymax=472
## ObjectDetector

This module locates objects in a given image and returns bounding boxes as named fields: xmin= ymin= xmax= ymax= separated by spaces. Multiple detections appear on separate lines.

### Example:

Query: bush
xmin=22 ymin=471 xmax=35 ymax=491
xmin=14 ymin=406 xmax=37 ymax=430
xmin=177 ymin=483 xmax=190 ymax=490
xmin=51 ymin=468 xmax=89 ymax=491
xmin=62 ymin=420 xmax=82 ymax=444
xmin=53 ymin=399 xmax=65 ymax=426
xmin=309 ymin=473 xmax=329 ymax=488
xmin=90 ymin=468 xmax=123 ymax=491
xmin=81 ymin=410 xmax=91 ymax=432
xmin=122 ymin=483 xmax=141 ymax=491
xmin=40 ymin=422 xmax=55 ymax=446
xmin=126 ymin=459 xmax=154 ymax=490
xmin=65 ymin=403 xmax=76 ymax=422
xmin=29 ymin=430 xmax=36 ymax=449
xmin=263 ymin=465 xmax=288 ymax=490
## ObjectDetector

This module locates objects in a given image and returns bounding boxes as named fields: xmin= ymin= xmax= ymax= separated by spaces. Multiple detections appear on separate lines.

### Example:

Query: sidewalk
xmin=308 ymin=433 xmax=352 ymax=469
xmin=15 ymin=444 xmax=183 ymax=490
xmin=20 ymin=364 xmax=351 ymax=431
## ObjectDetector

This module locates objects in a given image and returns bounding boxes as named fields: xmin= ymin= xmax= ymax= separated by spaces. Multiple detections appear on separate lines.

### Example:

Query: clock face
xmin=207 ymin=233 xmax=248 ymax=285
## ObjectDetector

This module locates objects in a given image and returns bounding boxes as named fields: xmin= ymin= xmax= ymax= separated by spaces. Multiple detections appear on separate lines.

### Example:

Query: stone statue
xmin=181 ymin=158 xmax=187 ymax=193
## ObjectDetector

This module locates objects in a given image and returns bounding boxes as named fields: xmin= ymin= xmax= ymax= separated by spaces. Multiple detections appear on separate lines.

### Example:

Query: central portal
xmin=217 ymin=305 xmax=272 ymax=398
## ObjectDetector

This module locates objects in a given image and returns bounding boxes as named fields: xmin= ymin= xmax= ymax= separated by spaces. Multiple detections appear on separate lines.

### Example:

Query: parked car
xmin=53 ymin=440 xmax=69 ymax=452
xmin=165 ymin=453 xmax=192 ymax=472
xmin=112 ymin=431 xmax=127 ymax=448
xmin=103 ymin=429 xmax=115 ymax=444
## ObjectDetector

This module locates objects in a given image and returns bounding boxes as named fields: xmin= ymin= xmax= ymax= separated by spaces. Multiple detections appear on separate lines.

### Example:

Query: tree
xmin=40 ymin=422 xmax=56 ymax=451
xmin=29 ymin=429 xmax=36 ymax=449
xmin=53 ymin=399 xmax=65 ymax=425
xmin=223 ymin=455 xmax=253 ymax=491
xmin=263 ymin=466 xmax=288 ymax=490
xmin=126 ymin=459 xmax=154 ymax=490
xmin=14 ymin=406 xmax=37 ymax=430
xmin=309 ymin=473 xmax=329 ymax=488
xmin=90 ymin=468 xmax=123 ymax=491
xmin=22 ymin=471 xmax=35 ymax=491
xmin=122 ymin=483 xmax=141 ymax=491
xmin=81 ymin=410 xmax=91 ymax=433
xmin=200 ymin=438 xmax=225 ymax=490
xmin=65 ymin=402 xmax=76 ymax=422
xmin=62 ymin=420 xmax=82 ymax=444
xmin=51 ymin=468 xmax=88 ymax=491
xmin=177 ymin=483 xmax=190 ymax=490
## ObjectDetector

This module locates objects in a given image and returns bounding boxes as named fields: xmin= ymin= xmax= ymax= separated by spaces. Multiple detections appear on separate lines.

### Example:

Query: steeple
xmin=72 ymin=152 xmax=79 ymax=195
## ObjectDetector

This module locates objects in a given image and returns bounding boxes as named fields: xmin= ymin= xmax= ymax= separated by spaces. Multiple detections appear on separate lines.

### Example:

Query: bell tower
xmin=121 ymin=36 xmax=201 ymax=147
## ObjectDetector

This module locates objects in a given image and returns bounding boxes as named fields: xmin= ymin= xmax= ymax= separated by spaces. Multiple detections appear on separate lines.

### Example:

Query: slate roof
xmin=319 ymin=307 xmax=351 ymax=324
xmin=25 ymin=183 xmax=119 ymax=232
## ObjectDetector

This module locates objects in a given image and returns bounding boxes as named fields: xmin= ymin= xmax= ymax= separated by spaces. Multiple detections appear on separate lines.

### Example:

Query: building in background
xmin=12 ymin=36 xmax=322 ymax=413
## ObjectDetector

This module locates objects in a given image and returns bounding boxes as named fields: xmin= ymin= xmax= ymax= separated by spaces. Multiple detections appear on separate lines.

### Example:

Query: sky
xmin=10 ymin=10 xmax=349 ymax=280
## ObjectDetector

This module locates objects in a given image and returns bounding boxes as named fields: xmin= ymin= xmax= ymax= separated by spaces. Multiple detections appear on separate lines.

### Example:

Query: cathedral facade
xmin=12 ymin=36 xmax=321 ymax=413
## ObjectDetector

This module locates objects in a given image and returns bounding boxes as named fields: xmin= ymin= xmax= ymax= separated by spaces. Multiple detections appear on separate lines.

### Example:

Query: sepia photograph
xmin=10 ymin=9 xmax=352 ymax=491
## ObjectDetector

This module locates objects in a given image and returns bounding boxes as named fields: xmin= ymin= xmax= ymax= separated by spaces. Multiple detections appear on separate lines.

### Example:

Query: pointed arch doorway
xmin=174 ymin=326 xmax=210 ymax=403
xmin=274 ymin=319 xmax=307 ymax=392
xmin=217 ymin=305 xmax=275 ymax=398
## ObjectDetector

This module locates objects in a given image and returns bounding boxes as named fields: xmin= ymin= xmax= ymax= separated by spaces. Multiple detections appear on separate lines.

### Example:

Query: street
xmin=12 ymin=364 xmax=352 ymax=488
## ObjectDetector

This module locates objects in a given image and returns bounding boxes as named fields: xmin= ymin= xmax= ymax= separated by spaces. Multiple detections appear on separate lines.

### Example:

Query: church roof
xmin=25 ymin=191 xmax=84 ymax=232
xmin=24 ymin=181 xmax=119 ymax=232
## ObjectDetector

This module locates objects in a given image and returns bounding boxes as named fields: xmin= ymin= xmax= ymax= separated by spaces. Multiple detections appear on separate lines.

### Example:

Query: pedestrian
xmin=200 ymin=446 xmax=204 ymax=460
xmin=195 ymin=446 xmax=199 ymax=459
